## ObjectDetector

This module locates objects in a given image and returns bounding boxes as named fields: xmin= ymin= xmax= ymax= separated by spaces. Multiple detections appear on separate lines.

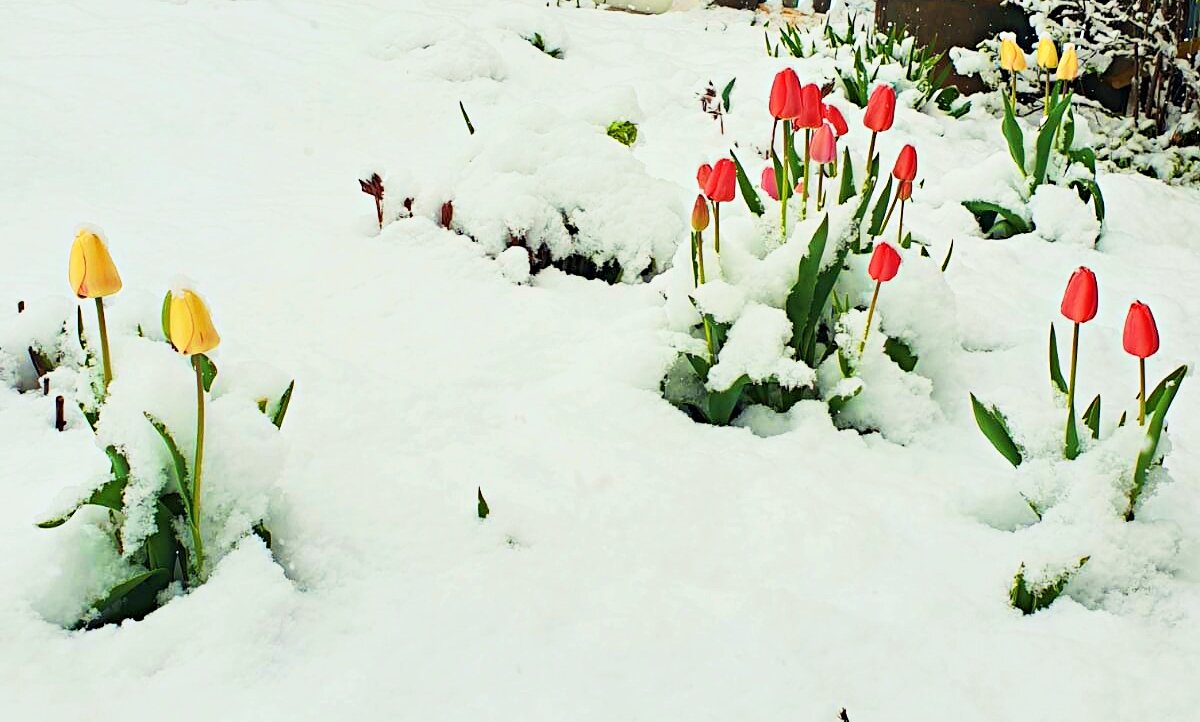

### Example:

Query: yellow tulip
xmin=169 ymin=289 xmax=220 ymax=355
xmin=1036 ymin=37 xmax=1059 ymax=69
xmin=1057 ymin=44 xmax=1079 ymax=81
xmin=68 ymin=229 xmax=122 ymax=299
xmin=999 ymin=35 xmax=1025 ymax=72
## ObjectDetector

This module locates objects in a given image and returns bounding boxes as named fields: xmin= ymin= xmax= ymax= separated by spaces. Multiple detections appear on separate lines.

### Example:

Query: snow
xmin=2 ymin=1 xmax=1200 ymax=720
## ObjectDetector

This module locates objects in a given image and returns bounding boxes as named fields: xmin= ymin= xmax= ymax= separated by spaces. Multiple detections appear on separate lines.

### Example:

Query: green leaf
xmin=883 ymin=336 xmax=918 ymax=372
xmin=940 ymin=239 xmax=954 ymax=272
xmin=1048 ymin=324 xmax=1068 ymax=396
xmin=145 ymin=499 xmax=181 ymax=576
xmin=970 ymin=393 xmax=1023 ymax=467
xmin=1128 ymin=365 xmax=1187 ymax=519
xmin=720 ymin=78 xmax=735 ymax=112
xmin=37 ymin=446 xmax=131 ymax=528
xmin=78 ymin=568 xmax=170 ymax=630
xmin=144 ymin=413 xmax=194 ymax=525
xmin=477 ymin=487 xmax=490 ymax=520
xmin=1146 ymin=364 xmax=1188 ymax=411
xmin=730 ymin=151 xmax=765 ymax=217
xmin=785 ymin=216 xmax=831 ymax=353
xmin=1033 ymin=94 xmax=1072 ymax=187
xmin=606 ymin=120 xmax=638 ymax=147
xmin=1009 ymin=557 xmax=1090 ymax=615
xmin=252 ymin=521 xmax=273 ymax=550
xmin=1082 ymin=395 xmax=1101 ymax=440
xmin=1064 ymin=407 xmax=1080 ymax=460
xmin=827 ymin=382 xmax=863 ymax=415
xmin=270 ymin=380 xmax=295 ymax=429
xmin=704 ymin=375 xmax=751 ymax=426
xmin=458 ymin=101 xmax=476 ymax=135
xmin=1001 ymin=92 xmax=1026 ymax=176
xmin=868 ymin=176 xmax=894 ymax=237
xmin=838 ymin=147 xmax=856 ymax=205
xmin=161 ymin=291 xmax=172 ymax=344
xmin=194 ymin=354 xmax=217 ymax=393
xmin=962 ymin=200 xmax=1032 ymax=238
xmin=1070 ymin=178 xmax=1106 ymax=223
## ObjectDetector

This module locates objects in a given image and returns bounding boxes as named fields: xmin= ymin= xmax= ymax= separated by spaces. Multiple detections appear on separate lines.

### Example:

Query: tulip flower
xmin=810 ymin=123 xmax=837 ymax=211
xmin=880 ymin=145 xmax=918 ymax=243
xmin=860 ymin=242 xmax=901 ymax=353
xmin=892 ymin=145 xmax=917 ymax=181
xmin=69 ymin=229 xmax=122 ymax=392
xmin=1123 ymin=301 xmax=1160 ymax=425
xmin=761 ymin=167 xmax=780 ymax=202
xmin=999 ymin=33 xmax=1027 ymax=106
xmin=1059 ymin=266 xmax=1097 ymax=456
xmin=822 ymin=103 xmax=848 ymax=137
xmin=897 ymin=180 xmax=913 ymax=201
xmin=703 ymin=158 xmax=736 ymax=253
xmin=1036 ymin=37 xmax=1059 ymax=114
xmin=769 ymin=68 xmax=803 ymax=121
xmin=697 ymin=163 xmax=712 ymax=191
xmin=691 ymin=194 xmax=710 ymax=233
xmin=793 ymin=83 xmax=823 ymax=220
xmin=862 ymin=85 xmax=896 ymax=189
xmin=1057 ymin=44 xmax=1079 ymax=82
xmin=688 ymin=194 xmax=715 ymax=361
xmin=165 ymin=287 xmax=221 ymax=579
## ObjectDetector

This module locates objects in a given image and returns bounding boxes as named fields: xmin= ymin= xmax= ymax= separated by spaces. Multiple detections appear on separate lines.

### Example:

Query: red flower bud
xmin=704 ymin=158 xmax=737 ymax=203
xmin=1122 ymin=301 xmax=1159 ymax=359
xmin=690 ymin=194 xmax=710 ymax=232
xmin=897 ymin=179 xmax=913 ymax=201
xmin=822 ymin=103 xmax=848 ymax=136
xmin=440 ymin=201 xmax=454 ymax=229
xmin=864 ymin=84 xmax=896 ymax=133
xmin=794 ymin=83 xmax=823 ymax=129
xmin=769 ymin=68 xmax=803 ymax=120
xmin=696 ymin=163 xmax=712 ymax=191
xmin=810 ymin=123 xmax=837 ymax=164
xmin=1060 ymin=266 xmax=1098 ymax=324
xmin=868 ymin=242 xmax=901 ymax=282
xmin=761 ymin=167 xmax=779 ymax=201
xmin=892 ymin=145 xmax=917 ymax=181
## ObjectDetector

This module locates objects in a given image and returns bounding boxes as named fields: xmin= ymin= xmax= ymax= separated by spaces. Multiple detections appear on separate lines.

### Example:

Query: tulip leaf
xmin=477 ymin=487 xmax=490 ymax=520
xmin=704 ymin=374 xmax=751 ymax=426
xmin=252 ymin=521 xmax=273 ymax=550
xmin=1009 ymin=556 xmax=1089 ymax=615
xmin=1048 ymin=324 xmax=1068 ymax=396
xmin=970 ymin=393 xmax=1023 ymax=467
xmin=730 ymin=150 xmax=764 ymax=217
xmin=77 ymin=568 xmax=170 ymax=630
xmin=940 ymin=239 xmax=953 ymax=272
xmin=867 ymin=176 xmax=894 ymax=237
xmin=1082 ymin=394 xmax=1101 ymax=440
xmin=144 ymin=413 xmax=193 ymax=524
xmin=962 ymin=200 xmax=1032 ymax=239
xmin=1069 ymin=178 xmax=1106 ymax=223
xmin=1001 ymin=92 xmax=1026 ymax=176
xmin=720 ymin=78 xmax=735 ymax=112
xmin=37 ymin=446 xmax=130 ymax=528
xmin=145 ymin=499 xmax=181 ymax=575
xmin=161 ymin=292 xmax=172 ymax=346
xmin=1146 ymin=364 xmax=1188 ymax=411
xmin=1033 ymin=95 xmax=1072 ymax=188
xmin=270 ymin=380 xmax=295 ymax=430
xmin=194 ymin=354 xmax=217 ymax=393
xmin=1128 ymin=364 xmax=1187 ymax=519
xmin=838 ymin=147 xmax=856 ymax=205
xmin=883 ymin=336 xmax=918 ymax=372
xmin=785 ymin=216 xmax=831 ymax=356
xmin=1064 ymin=409 xmax=1080 ymax=460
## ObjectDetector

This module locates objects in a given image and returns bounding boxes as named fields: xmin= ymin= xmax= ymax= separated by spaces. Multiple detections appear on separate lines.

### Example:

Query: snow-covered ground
xmin=3 ymin=1 xmax=1200 ymax=720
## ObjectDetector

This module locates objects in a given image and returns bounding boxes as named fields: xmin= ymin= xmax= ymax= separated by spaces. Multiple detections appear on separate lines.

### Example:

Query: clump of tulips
xmin=971 ymin=266 xmax=1186 ymax=521
xmin=35 ymin=229 xmax=295 ymax=629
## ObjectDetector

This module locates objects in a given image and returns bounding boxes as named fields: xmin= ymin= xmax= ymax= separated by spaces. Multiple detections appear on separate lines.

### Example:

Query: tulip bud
xmin=1122 ymin=301 xmax=1159 ymax=359
xmin=863 ymin=84 xmax=896 ymax=133
xmin=892 ymin=145 xmax=918 ymax=181
xmin=794 ymin=83 xmax=823 ymax=129
xmin=999 ymin=34 xmax=1026 ymax=72
xmin=704 ymin=159 xmax=737 ymax=203
xmin=697 ymin=164 xmax=712 ymax=191
xmin=761 ymin=167 xmax=780 ymax=202
xmin=769 ymin=68 xmax=803 ymax=120
xmin=810 ymin=123 xmax=837 ymax=165
xmin=897 ymin=179 xmax=913 ymax=201
xmin=690 ymin=194 xmax=710 ymax=232
xmin=1036 ymin=37 xmax=1059 ymax=69
xmin=168 ymin=288 xmax=221 ymax=356
xmin=68 ymin=229 xmax=123 ymax=299
xmin=1057 ymin=44 xmax=1079 ymax=81
xmin=1060 ymin=266 xmax=1098 ymax=324
xmin=868 ymin=242 xmax=901 ymax=282
xmin=821 ymin=103 xmax=848 ymax=137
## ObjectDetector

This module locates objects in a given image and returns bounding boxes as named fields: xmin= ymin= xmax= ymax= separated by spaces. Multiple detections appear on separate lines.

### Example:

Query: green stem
xmin=713 ymin=202 xmax=721 ymax=255
xmin=94 ymin=298 xmax=113 ymax=394
xmin=816 ymin=166 xmax=825 ymax=212
xmin=1138 ymin=357 xmax=1146 ymax=426
xmin=1066 ymin=322 xmax=1079 ymax=447
xmin=1044 ymin=71 xmax=1050 ymax=116
xmin=781 ymin=128 xmax=791 ymax=239
xmin=1011 ymin=71 xmax=1017 ymax=108
xmin=859 ymin=281 xmax=882 ymax=355
xmin=801 ymin=129 xmax=812 ymax=220
xmin=191 ymin=356 xmax=207 ymax=582
xmin=879 ymin=191 xmax=900 ymax=236
xmin=863 ymin=131 xmax=877 ymax=193
xmin=897 ymin=198 xmax=906 ymax=246
xmin=694 ymin=232 xmax=715 ymax=363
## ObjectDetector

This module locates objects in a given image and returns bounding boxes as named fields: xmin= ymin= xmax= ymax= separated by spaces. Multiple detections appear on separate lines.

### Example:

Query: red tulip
xmin=704 ymin=158 xmax=736 ymax=203
xmin=897 ymin=180 xmax=913 ymax=201
xmin=822 ymin=103 xmax=848 ymax=136
xmin=892 ymin=145 xmax=917 ymax=181
xmin=794 ymin=84 xmax=823 ymax=129
xmin=868 ymin=242 xmax=901 ymax=282
xmin=1060 ymin=267 xmax=1098 ymax=324
xmin=691 ymin=194 xmax=710 ymax=232
xmin=810 ymin=123 xmax=837 ymax=164
xmin=761 ymin=167 xmax=779 ymax=201
xmin=696 ymin=164 xmax=712 ymax=191
xmin=864 ymin=85 xmax=896 ymax=132
xmin=769 ymin=69 xmax=803 ymax=120
xmin=1123 ymin=301 xmax=1159 ymax=359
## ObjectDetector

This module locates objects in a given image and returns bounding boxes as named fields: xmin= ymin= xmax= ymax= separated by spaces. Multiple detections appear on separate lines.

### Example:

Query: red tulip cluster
xmin=766 ymin=68 xmax=842 ymax=236
xmin=695 ymin=159 xmax=736 ymax=256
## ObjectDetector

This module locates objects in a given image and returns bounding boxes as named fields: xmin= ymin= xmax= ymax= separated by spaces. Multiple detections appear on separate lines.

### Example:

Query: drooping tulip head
xmin=1060 ymin=266 xmax=1098 ymax=324
xmin=863 ymin=84 xmax=896 ymax=133
xmin=794 ymin=84 xmax=823 ymax=129
xmin=696 ymin=163 xmax=712 ymax=191
xmin=868 ymin=242 xmax=902 ymax=283
xmin=704 ymin=158 xmax=737 ymax=203
xmin=760 ymin=167 xmax=780 ymax=202
xmin=1036 ymin=37 xmax=1059 ymax=69
xmin=897 ymin=180 xmax=913 ymax=201
xmin=167 ymin=288 xmax=221 ymax=356
xmin=769 ymin=68 xmax=803 ymax=120
xmin=68 ymin=229 xmax=123 ymax=299
xmin=892 ymin=145 xmax=918 ymax=181
xmin=1122 ymin=301 xmax=1160 ymax=359
xmin=1057 ymin=44 xmax=1079 ymax=81
xmin=821 ymin=103 xmax=848 ymax=137
xmin=810 ymin=123 xmax=837 ymax=165
xmin=690 ymin=194 xmax=710 ymax=232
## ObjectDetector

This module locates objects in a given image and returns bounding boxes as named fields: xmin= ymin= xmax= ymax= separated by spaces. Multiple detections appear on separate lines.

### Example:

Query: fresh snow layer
xmin=2 ymin=1 xmax=1200 ymax=721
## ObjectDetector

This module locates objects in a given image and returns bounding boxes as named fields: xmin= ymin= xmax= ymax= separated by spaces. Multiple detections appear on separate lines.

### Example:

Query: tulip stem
xmin=879 ymin=192 xmax=900 ymax=235
xmin=1043 ymin=71 xmax=1050 ymax=116
xmin=781 ymin=127 xmax=791 ymax=239
xmin=863 ymin=131 xmax=877 ymax=192
xmin=801 ymin=129 xmax=812 ymax=220
xmin=191 ymin=355 xmax=207 ymax=582
xmin=897 ymin=199 xmax=906 ymax=246
xmin=1138 ymin=358 xmax=1147 ymax=427
xmin=1065 ymin=321 xmax=1080 ymax=447
xmin=816 ymin=166 xmax=825 ymax=212
xmin=859 ymin=281 xmax=882 ymax=355
xmin=692 ymin=232 xmax=716 ymax=364
xmin=94 ymin=298 xmax=113 ymax=394
xmin=1010 ymin=71 xmax=1017 ymax=108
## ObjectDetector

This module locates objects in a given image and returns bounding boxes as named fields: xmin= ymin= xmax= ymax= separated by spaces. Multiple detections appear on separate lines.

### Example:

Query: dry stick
xmin=55 ymin=396 xmax=66 ymax=431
